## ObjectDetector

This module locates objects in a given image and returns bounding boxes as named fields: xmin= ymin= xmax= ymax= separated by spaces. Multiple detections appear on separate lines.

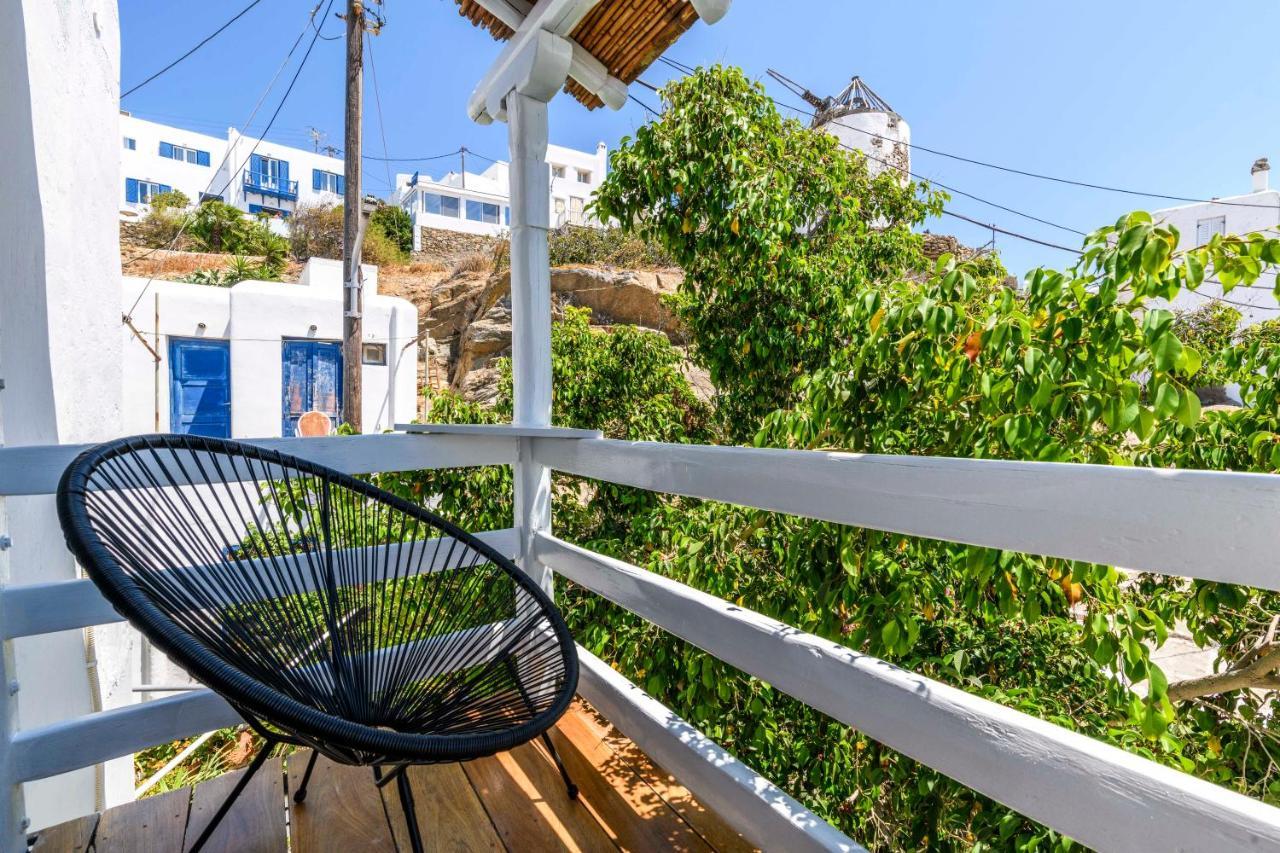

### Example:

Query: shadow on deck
xmin=30 ymin=700 xmax=754 ymax=852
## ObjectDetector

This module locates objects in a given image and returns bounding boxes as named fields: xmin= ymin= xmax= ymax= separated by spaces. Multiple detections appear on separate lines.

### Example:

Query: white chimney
xmin=1252 ymin=157 xmax=1270 ymax=193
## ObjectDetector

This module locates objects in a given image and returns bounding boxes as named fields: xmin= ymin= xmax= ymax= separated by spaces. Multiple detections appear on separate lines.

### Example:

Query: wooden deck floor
xmin=31 ymin=700 xmax=753 ymax=853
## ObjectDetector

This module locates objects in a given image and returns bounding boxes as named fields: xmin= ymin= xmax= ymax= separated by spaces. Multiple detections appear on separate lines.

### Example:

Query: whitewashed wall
xmin=1155 ymin=170 xmax=1280 ymax=327
xmin=121 ymin=258 xmax=419 ymax=438
xmin=395 ymin=141 xmax=609 ymax=243
xmin=819 ymin=109 xmax=911 ymax=180
xmin=119 ymin=115 xmax=229 ymax=215
xmin=0 ymin=0 xmax=126 ymax=829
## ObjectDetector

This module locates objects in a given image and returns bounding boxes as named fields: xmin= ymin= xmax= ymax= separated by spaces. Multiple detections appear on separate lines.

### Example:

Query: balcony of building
xmin=242 ymin=170 xmax=299 ymax=203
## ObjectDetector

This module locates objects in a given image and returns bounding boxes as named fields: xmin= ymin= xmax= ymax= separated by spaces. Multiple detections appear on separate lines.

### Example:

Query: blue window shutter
xmin=336 ymin=175 xmax=344 ymax=194
xmin=159 ymin=141 xmax=173 ymax=158
xmin=279 ymin=160 xmax=290 ymax=183
xmin=125 ymin=178 xmax=139 ymax=203
xmin=196 ymin=150 xmax=210 ymax=167
xmin=160 ymin=184 xmax=172 ymax=194
xmin=312 ymin=169 xmax=322 ymax=191
xmin=249 ymin=153 xmax=264 ymax=176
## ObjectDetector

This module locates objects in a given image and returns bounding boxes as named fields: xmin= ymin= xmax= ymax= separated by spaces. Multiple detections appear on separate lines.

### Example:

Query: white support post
xmin=507 ymin=92 xmax=554 ymax=596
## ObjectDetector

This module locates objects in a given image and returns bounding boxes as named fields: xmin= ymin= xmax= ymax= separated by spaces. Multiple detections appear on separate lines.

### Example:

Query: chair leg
xmin=292 ymin=750 xmax=321 ymax=803
xmin=504 ymin=658 xmax=579 ymax=800
xmin=540 ymin=731 xmax=579 ymax=800
xmin=187 ymin=739 xmax=276 ymax=853
xmin=394 ymin=768 xmax=426 ymax=853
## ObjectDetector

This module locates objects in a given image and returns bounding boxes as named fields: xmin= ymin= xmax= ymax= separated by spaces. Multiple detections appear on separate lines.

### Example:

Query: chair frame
xmin=56 ymin=434 xmax=580 ymax=852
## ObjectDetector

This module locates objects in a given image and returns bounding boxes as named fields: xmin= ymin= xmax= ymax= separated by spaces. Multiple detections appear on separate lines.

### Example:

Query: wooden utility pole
xmin=340 ymin=0 xmax=365 ymax=431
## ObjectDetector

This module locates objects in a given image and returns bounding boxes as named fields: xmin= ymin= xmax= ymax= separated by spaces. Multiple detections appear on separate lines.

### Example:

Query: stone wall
xmin=413 ymin=226 xmax=504 ymax=267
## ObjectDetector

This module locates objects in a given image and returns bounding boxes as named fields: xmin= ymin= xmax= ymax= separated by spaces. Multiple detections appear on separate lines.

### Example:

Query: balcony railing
xmin=242 ymin=170 xmax=298 ymax=201
xmin=4 ymin=426 xmax=1280 ymax=851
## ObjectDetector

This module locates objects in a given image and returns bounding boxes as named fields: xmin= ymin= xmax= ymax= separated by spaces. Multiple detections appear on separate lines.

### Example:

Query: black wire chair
xmin=56 ymin=434 xmax=579 ymax=853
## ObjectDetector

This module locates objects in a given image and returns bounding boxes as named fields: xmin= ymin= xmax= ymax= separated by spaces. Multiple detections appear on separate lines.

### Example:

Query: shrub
xmin=289 ymin=203 xmax=343 ymax=261
xmin=547 ymin=225 xmax=675 ymax=268
xmin=371 ymin=205 xmax=414 ymax=256
xmin=149 ymin=189 xmax=190 ymax=211
xmin=361 ymin=224 xmax=404 ymax=267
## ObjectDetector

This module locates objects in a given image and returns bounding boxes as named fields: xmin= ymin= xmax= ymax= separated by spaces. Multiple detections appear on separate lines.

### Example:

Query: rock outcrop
xmin=388 ymin=264 xmax=687 ymax=402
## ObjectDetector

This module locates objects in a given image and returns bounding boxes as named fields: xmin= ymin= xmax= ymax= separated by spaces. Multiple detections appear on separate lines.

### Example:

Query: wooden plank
xmin=531 ymin=437 xmax=1280 ymax=590
xmin=287 ymin=750 xmax=395 ymax=852
xmin=382 ymin=763 xmax=503 ymax=852
xmin=462 ymin=740 xmax=616 ymax=852
xmin=0 ymin=432 xmax=514 ymax=497
xmin=559 ymin=703 xmax=754 ymax=853
xmin=184 ymin=756 xmax=286 ymax=853
xmin=1 ymin=527 xmax=519 ymax=640
xmin=94 ymin=786 xmax=191 ymax=853
xmin=573 ymin=648 xmax=853 ymax=853
xmin=29 ymin=814 xmax=97 ymax=852
xmin=10 ymin=690 xmax=239 ymax=784
xmin=548 ymin=707 xmax=714 ymax=852
xmin=539 ymin=534 xmax=1280 ymax=853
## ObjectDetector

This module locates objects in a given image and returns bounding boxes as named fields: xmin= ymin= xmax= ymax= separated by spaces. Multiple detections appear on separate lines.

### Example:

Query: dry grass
xmin=449 ymin=251 xmax=495 ymax=277
xmin=407 ymin=260 xmax=447 ymax=274
xmin=121 ymin=248 xmax=303 ymax=283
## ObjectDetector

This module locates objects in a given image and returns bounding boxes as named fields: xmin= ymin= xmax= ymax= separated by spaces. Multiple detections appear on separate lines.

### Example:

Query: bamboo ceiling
xmin=454 ymin=0 xmax=702 ymax=109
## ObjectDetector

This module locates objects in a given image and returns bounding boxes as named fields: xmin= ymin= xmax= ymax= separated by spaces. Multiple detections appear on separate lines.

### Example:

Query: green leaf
xmin=1154 ymin=382 xmax=1180 ymax=418
xmin=1176 ymin=388 xmax=1201 ymax=428
xmin=881 ymin=619 xmax=900 ymax=651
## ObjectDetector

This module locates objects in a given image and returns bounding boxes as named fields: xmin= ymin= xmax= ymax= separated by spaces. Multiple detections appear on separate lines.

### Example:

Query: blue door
xmin=169 ymin=338 xmax=231 ymax=438
xmin=282 ymin=339 xmax=342 ymax=436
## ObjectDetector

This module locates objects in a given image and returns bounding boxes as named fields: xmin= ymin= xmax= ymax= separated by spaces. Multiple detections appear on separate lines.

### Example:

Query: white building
xmin=121 ymin=258 xmax=419 ymax=439
xmin=812 ymin=76 xmax=910 ymax=180
xmin=1156 ymin=158 xmax=1280 ymax=326
xmin=391 ymin=142 xmax=608 ymax=245
xmin=119 ymin=113 xmax=346 ymax=219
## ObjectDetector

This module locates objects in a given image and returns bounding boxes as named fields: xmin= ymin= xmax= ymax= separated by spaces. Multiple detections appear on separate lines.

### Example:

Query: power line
xmin=347 ymin=147 xmax=463 ymax=163
xmin=638 ymin=76 xmax=1088 ymax=252
xmin=121 ymin=0 xmax=268 ymax=99
xmin=365 ymin=36 xmax=394 ymax=193
xmin=661 ymin=56 xmax=1280 ymax=212
xmin=125 ymin=0 xmax=336 ymax=319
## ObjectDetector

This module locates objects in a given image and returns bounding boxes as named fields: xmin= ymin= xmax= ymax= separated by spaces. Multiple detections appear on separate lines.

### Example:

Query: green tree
xmin=591 ymin=65 xmax=943 ymax=435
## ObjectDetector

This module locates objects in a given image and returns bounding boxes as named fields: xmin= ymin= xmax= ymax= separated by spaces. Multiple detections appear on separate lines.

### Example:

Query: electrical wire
xmin=121 ymin=0 xmax=268 ymax=99
xmin=661 ymin=56 xmax=1280 ymax=212
xmin=638 ymin=75 xmax=1088 ymax=252
xmin=365 ymin=36 xmax=395 ymax=193
xmin=125 ymin=0 xmax=336 ymax=320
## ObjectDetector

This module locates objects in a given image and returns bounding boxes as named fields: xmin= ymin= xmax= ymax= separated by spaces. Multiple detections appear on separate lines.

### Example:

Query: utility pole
xmin=341 ymin=0 xmax=364 ymax=431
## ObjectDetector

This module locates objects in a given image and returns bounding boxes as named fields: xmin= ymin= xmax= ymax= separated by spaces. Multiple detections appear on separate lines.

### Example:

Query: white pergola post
xmin=507 ymin=92 xmax=555 ymax=596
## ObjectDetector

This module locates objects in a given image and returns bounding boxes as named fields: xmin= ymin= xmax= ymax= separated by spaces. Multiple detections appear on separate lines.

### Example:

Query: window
xmin=551 ymin=165 xmax=566 ymax=179
xmin=125 ymin=178 xmax=172 ymax=204
xmin=248 ymin=203 xmax=289 ymax=218
xmin=247 ymin=154 xmax=290 ymax=192
xmin=123 ymin=137 xmax=136 ymax=150
xmin=362 ymin=343 xmax=387 ymax=365
xmin=570 ymin=196 xmax=585 ymax=224
xmin=1196 ymin=216 xmax=1226 ymax=246
xmin=504 ymin=206 xmax=510 ymax=226
xmin=466 ymin=199 xmax=500 ymax=224
xmin=553 ymin=197 xmax=566 ymax=225
xmin=576 ymin=169 xmax=592 ymax=183
xmin=423 ymin=192 xmax=460 ymax=217
xmin=312 ymin=169 xmax=343 ymax=194
xmin=159 ymin=141 xmax=211 ymax=166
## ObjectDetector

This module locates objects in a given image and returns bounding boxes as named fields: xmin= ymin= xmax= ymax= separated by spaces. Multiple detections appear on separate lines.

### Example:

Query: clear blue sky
xmin=119 ymin=0 xmax=1280 ymax=276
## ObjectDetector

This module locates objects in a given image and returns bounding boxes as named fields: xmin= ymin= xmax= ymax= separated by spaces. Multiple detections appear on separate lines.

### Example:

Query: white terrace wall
xmin=121 ymin=259 xmax=419 ymax=439
xmin=1 ymin=0 xmax=126 ymax=830
xmin=1155 ymin=174 xmax=1280 ymax=328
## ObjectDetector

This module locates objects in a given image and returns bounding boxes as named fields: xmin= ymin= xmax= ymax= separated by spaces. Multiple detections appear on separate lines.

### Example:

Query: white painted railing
xmin=7 ymin=429 xmax=1280 ymax=852
xmin=525 ymin=437 xmax=1280 ymax=852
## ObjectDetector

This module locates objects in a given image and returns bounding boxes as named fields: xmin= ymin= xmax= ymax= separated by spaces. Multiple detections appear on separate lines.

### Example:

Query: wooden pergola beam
xmin=470 ymin=0 xmax=628 ymax=114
